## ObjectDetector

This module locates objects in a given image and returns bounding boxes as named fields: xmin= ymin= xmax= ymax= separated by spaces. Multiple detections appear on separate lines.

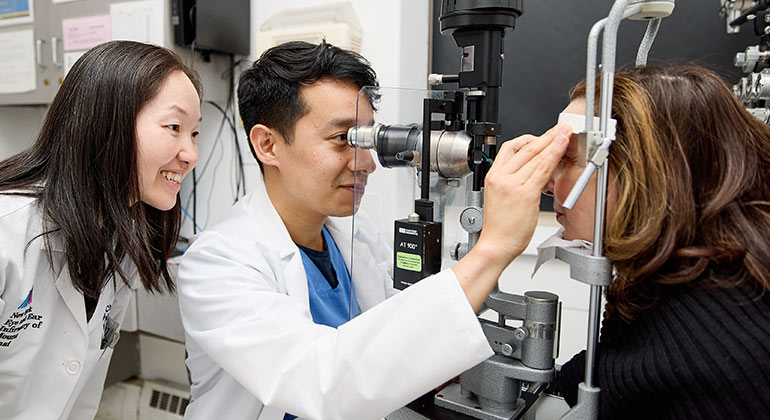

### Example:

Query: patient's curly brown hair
xmin=571 ymin=65 xmax=770 ymax=322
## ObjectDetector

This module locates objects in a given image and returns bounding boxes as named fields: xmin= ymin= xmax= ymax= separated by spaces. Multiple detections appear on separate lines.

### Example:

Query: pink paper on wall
xmin=62 ymin=15 xmax=111 ymax=51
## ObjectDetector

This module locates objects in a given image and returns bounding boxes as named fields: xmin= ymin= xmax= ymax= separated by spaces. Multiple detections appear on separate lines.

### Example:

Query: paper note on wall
xmin=62 ymin=15 xmax=110 ymax=51
xmin=110 ymin=0 xmax=165 ymax=46
xmin=0 ymin=0 xmax=34 ymax=27
xmin=63 ymin=50 xmax=86 ymax=78
xmin=0 ymin=29 xmax=35 ymax=94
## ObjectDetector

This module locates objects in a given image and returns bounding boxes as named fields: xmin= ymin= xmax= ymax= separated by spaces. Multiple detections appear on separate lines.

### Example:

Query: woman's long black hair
xmin=0 ymin=40 xmax=202 ymax=297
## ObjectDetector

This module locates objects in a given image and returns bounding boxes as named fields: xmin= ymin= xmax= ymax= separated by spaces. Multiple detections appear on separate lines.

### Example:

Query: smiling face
xmin=544 ymin=98 xmax=616 ymax=241
xmin=266 ymin=79 xmax=376 ymax=224
xmin=135 ymin=70 xmax=201 ymax=211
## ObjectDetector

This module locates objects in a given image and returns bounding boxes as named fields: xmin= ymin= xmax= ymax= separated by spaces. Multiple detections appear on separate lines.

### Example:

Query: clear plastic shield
xmin=346 ymin=86 xmax=473 ymax=312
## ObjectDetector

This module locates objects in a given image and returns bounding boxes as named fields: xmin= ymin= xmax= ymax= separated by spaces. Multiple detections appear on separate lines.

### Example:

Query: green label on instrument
xmin=396 ymin=252 xmax=422 ymax=272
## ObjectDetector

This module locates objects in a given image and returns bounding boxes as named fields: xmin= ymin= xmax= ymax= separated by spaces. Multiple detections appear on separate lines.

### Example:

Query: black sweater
xmin=559 ymin=284 xmax=770 ymax=419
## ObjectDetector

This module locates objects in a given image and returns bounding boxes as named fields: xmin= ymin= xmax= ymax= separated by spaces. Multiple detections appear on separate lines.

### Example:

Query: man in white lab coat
xmin=177 ymin=40 xmax=570 ymax=420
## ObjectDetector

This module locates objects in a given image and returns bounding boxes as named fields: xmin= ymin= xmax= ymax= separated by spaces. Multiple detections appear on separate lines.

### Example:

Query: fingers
xmin=499 ymin=123 xmax=571 ymax=155
xmin=516 ymin=132 xmax=569 ymax=188
xmin=500 ymin=135 xmax=536 ymax=156
xmin=473 ymin=124 xmax=572 ymax=269
xmin=496 ymin=127 xmax=548 ymax=161
xmin=492 ymin=123 xmax=571 ymax=176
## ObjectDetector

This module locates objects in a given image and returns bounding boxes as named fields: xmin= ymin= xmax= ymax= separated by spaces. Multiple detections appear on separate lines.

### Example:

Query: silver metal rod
xmin=584 ymin=161 xmax=611 ymax=388
xmin=636 ymin=18 xmax=661 ymax=66
xmin=563 ymin=3 xmax=643 ymax=211
xmin=593 ymin=159 xmax=610 ymax=251
xmin=583 ymin=0 xmax=632 ymax=392
xmin=563 ymin=163 xmax=596 ymax=209
xmin=599 ymin=77 xmax=615 ymax=154
xmin=584 ymin=285 xmax=603 ymax=388
xmin=468 ymin=190 xmax=482 ymax=250
xmin=601 ymin=1 xmax=632 ymax=77
xmin=468 ymin=231 xmax=479 ymax=250
xmin=585 ymin=17 xmax=608 ymax=132
xmin=585 ymin=5 xmax=642 ymax=130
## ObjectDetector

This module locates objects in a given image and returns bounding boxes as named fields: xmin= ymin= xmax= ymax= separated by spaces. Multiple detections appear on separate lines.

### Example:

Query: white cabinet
xmin=0 ymin=0 xmax=233 ymax=106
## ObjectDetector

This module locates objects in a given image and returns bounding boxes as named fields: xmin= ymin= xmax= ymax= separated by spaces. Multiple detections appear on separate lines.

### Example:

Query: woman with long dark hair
xmin=545 ymin=65 xmax=770 ymax=418
xmin=0 ymin=40 xmax=201 ymax=419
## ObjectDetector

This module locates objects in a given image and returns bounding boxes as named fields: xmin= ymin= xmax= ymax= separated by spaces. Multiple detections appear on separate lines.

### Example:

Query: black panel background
xmin=430 ymin=1 xmax=759 ymax=210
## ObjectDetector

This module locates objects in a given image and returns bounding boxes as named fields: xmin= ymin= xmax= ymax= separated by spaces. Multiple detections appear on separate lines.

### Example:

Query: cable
xmin=225 ymin=54 xmax=247 ymax=201
xmin=200 ymin=57 xmax=244 ymax=227
xmin=181 ymin=204 xmax=203 ymax=232
xmin=181 ymin=102 xmax=228 ymax=226
xmin=204 ymin=100 xmax=244 ymax=201
xmin=179 ymin=51 xmax=246 ymax=231
xmin=181 ymin=60 xmax=242 ymax=218
xmin=225 ymin=54 xmax=244 ymax=199
xmin=192 ymin=167 xmax=197 ymax=234
xmin=204 ymin=117 xmax=227 ymax=227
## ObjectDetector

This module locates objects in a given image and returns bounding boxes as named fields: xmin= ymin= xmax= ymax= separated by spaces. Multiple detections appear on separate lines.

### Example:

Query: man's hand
xmin=452 ymin=123 xmax=571 ymax=311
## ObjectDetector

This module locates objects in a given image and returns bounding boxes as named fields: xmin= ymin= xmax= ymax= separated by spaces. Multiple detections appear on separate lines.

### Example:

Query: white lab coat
xmin=178 ymin=179 xmax=493 ymax=420
xmin=0 ymin=193 xmax=138 ymax=420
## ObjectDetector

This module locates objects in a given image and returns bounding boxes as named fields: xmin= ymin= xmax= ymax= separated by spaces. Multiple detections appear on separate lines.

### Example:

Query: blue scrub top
xmin=285 ymin=227 xmax=362 ymax=419
xmin=298 ymin=226 xmax=361 ymax=328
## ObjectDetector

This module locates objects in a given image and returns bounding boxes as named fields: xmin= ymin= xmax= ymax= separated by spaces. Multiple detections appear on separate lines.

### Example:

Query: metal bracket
xmin=554 ymin=246 xmax=613 ymax=286
xmin=589 ymin=138 xmax=612 ymax=167
xmin=436 ymin=382 xmax=525 ymax=420
xmin=578 ymin=131 xmax=601 ymax=168
xmin=435 ymin=354 xmax=555 ymax=420
xmin=560 ymin=382 xmax=601 ymax=420
xmin=485 ymin=290 xmax=526 ymax=319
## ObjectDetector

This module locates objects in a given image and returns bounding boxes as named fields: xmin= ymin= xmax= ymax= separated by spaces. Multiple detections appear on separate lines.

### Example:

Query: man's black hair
xmin=238 ymin=40 xmax=379 ymax=170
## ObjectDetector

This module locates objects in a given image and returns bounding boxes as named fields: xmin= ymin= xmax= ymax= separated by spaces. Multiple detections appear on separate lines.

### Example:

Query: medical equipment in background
xmin=558 ymin=1 xmax=674 ymax=419
xmin=721 ymin=0 xmax=770 ymax=122
xmin=351 ymin=0 xmax=522 ymax=287
xmin=351 ymin=1 xmax=562 ymax=419
xmin=351 ymin=0 xmax=521 ymax=290
xmin=352 ymin=0 xmax=674 ymax=418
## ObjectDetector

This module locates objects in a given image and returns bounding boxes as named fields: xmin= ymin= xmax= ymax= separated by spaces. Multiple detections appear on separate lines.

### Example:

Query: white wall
xmin=0 ymin=106 xmax=46 ymax=160
xmin=248 ymin=1 xmax=430 ymax=89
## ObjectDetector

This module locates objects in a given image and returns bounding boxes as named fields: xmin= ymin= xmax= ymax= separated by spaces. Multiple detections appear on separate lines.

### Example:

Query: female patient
xmin=0 ymin=41 xmax=201 ymax=419
xmin=545 ymin=65 xmax=770 ymax=419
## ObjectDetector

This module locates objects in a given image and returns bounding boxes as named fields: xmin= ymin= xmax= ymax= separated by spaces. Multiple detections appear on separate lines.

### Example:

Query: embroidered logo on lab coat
xmin=17 ymin=288 xmax=33 ymax=309
xmin=1 ymin=289 xmax=43 ymax=348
